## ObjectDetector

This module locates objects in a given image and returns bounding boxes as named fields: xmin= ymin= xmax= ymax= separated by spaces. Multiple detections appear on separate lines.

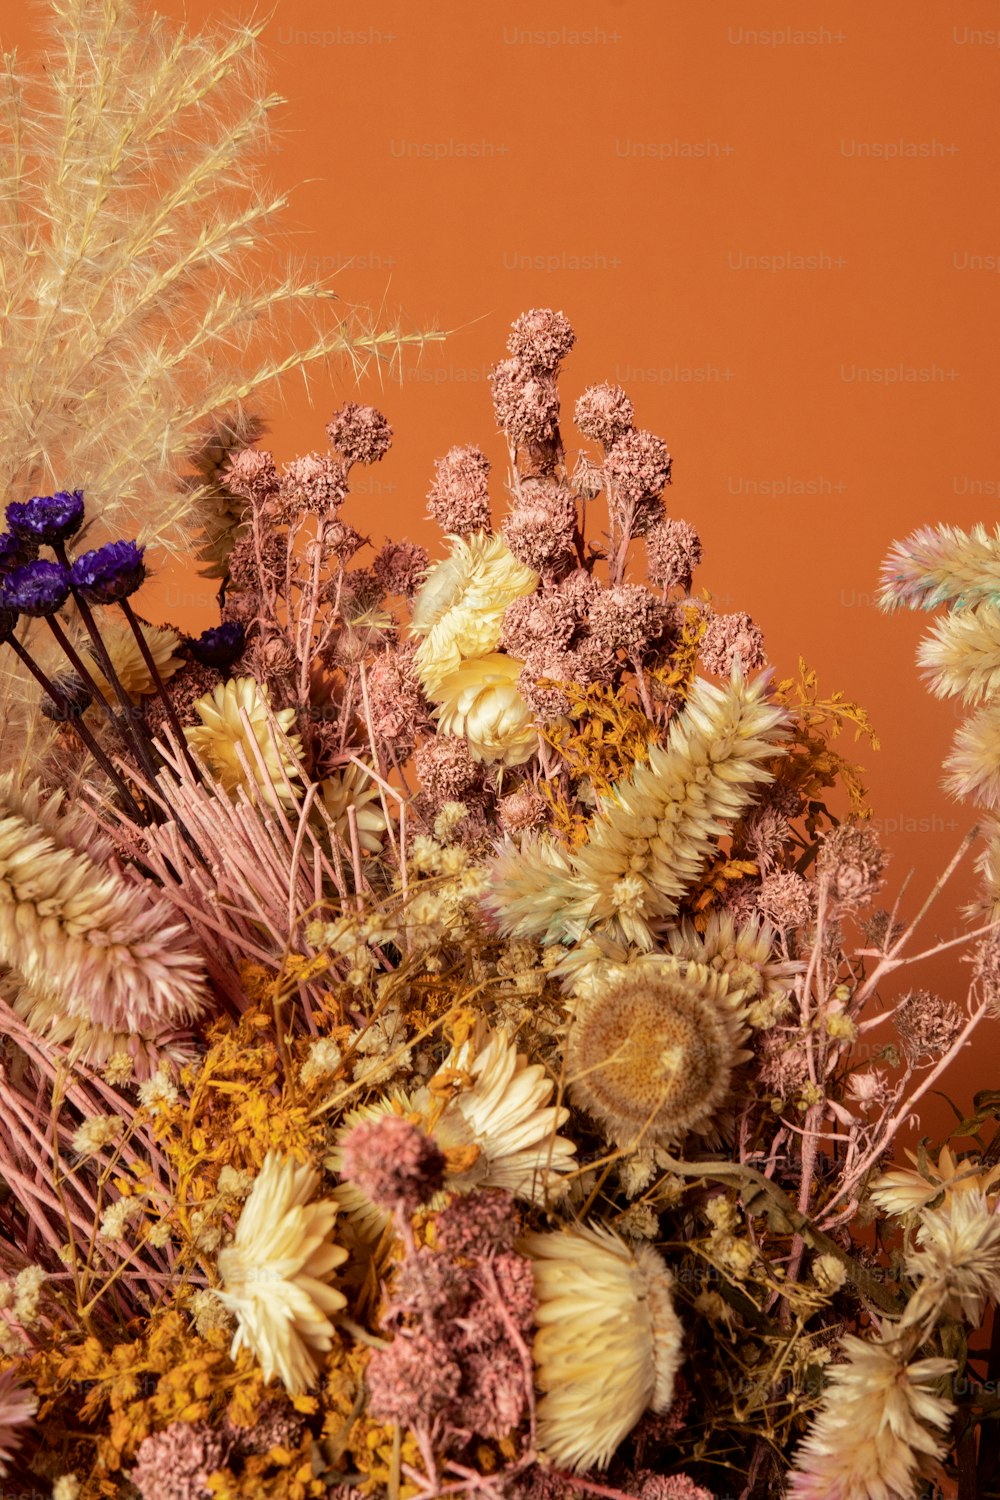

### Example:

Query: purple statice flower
xmin=0 ymin=530 xmax=39 ymax=577
xmin=188 ymin=621 xmax=245 ymax=670
xmin=70 ymin=540 xmax=146 ymax=603
xmin=1 ymin=559 xmax=70 ymax=616
xmin=6 ymin=489 xmax=85 ymax=545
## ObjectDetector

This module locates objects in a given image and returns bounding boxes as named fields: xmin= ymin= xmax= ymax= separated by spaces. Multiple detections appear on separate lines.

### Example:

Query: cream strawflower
xmin=0 ymin=1365 xmax=36 ymax=1478
xmin=410 ymin=530 xmax=538 ymax=695
xmin=0 ymin=776 xmax=207 ymax=1035
xmin=870 ymin=1144 xmax=1000 ymax=1217
xmin=185 ymin=677 xmax=303 ymax=810
xmin=904 ymin=1190 xmax=1000 ymax=1329
xmin=664 ymin=910 xmax=800 ymax=1029
xmin=431 ymin=653 xmax=538 ymax=766
xmin=215 ymin=1151 xmax=348 ymax=1394
xmin=321 ymin=761 xmax=387 ymax=854
xmin=432 ymin=1024 xmax=576 ymax=1202
xmin=520 ymin=1224 xmax=683 ymax=1471
xmin=565 ymin=956 xmax=751 ymax=1147
xmin=788 ymin=1329 xmax=955 ymax=1500
xmin=88 ymin=619 xmax=184 ymax=703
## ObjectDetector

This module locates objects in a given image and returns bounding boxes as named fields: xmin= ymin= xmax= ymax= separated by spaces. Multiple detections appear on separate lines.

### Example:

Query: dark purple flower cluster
xmin=189 ymin=621 xmax=245 ymax=670
xmin=7 ymin=489 xmax=85 ymax=545
xmin=1 ymin=559 xmax=70 ymax=616
xmin=70 ymin=540 xmax=146 ymax=603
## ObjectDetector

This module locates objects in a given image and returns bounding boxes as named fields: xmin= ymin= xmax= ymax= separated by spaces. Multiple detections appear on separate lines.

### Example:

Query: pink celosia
xmin=507 ymin=308 xmax=576 ymax=371
xmin=339 ymin=1115 xmax=445 ymax=1215
xmin=224 ymin=446 xmax=280 ymax=508
xmin=0 ymin=1366 xmax=35 ymax=1479
xmin=699 ymin=611 xmax=766 ymax=677
xmin=575 ymin=383 xmax=636 ymax=448
xmin=502 ymin=485 xmax=578 ymax=573
xmin=130 ymin=1421 xmax=229 ymax=1500
xmin=490 ymin=359 xmax=560 ymax=448
xmin=326 ymin=402 xmax=393 ymax=466
xmin=427 ymin=444 xmax=493 ymax=533
xmin=645 ymin=517 xmax=703 ymax=592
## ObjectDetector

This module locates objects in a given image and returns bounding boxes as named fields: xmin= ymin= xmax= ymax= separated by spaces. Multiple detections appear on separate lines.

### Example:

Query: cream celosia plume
xmin=521 ymin=1225 xmax=683 ymax=1471
xmin=917 ymin=603 xmax=1000 ymax=705
xmin=185 ymin=677 xmax=303 ymax=810
xmin=410 ymin=530 xmax=538 ymax=695
xmin=488 ymin=669 xmax=790 ymax=949
xmin=903 ymin=1190 xmax=1000 ymax=1331
xmin=0 ymin=775 xmax=208 ymax=1034
xmin=216 ymin=1151 xmax=348 ymax=1394
xmin=788 ymin=1330 xmax=955 ymax=1500
xmin=878 ymin=523 xmax=1000 ymax=614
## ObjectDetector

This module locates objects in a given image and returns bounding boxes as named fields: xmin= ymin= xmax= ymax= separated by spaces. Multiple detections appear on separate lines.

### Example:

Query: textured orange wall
xmin=6 ymin=1 xmax=1000 ymax=1134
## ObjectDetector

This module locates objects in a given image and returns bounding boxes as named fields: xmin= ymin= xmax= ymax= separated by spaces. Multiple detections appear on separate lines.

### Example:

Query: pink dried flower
xmin=339 ymin=567 xmax=383 ymax=617
xmin=372 ymin=539 xmax=429 ymax=599
xmin=321 ymin=519 xmax=367 ymax=564
xmin=278 ymin=452 xmax=349 ymax=517
xmin=816 ymin=822 xmax=887 ymax=911
xmin=0 ymin=1366 xmax=35 ymax=1479
xmin=699 ymin=611 xmax=767 ymax=677
xmin=605 ymin=428 xmax=671 ymax=536
xmin=500 ymin=591 xmax=577 ymax=658
xmin=507 ymin=308 xmax=576 ymax=371
xmin=757 ymin=778 xmax=805 ymax=820
xmin=435 ymin=1188 xmax=519 ymax=1258
xmin=518 ymin=647 xmax=585 ymax=722
xmin=326 ymin=402 xmax=393 ymax=466
xmin=557 ymin=567 xmax=601 ymax=622
xmin=502 ymin=484 xmax=578 ymax=573
xmin=894 ymin=989 xmax=965 ymax=1065
xmin=427 ymin=444 xmax=492 ymax=533
xmin=456 ymin=1344 xmax=529 ymax=1438
xmin=756 ymin=1032 xmax=810 ymax=1098
xmin=861 ymin=908 xmax=907 ymax=952
xmin=574 ymin=383 xmax=636 ymax=447
xmin=130 ymin=1421 xmax=229 ymax=1500
xmin=646 ymin=518 xmax=703 ymax=592
xmin=588 ymin=583 xmax=665 ymax=658
xmin=224 ymin=447 xmax=280 ymax=509
xmin=224 ymin=1402 xmax=304 ymax=1458
xmin=390 ymin=1248 xmax=467 ymax=1321
xmin=972 ymin=933 xmax=1000 ymax=1016
xmin=630 ymin=1473 xmax=715 ymax=1500
xmin=366 ymin=1332 xmax=462 ymax=1426
xmin=366 ymin=644 xmax=432 ymax=752
xmin=720 ymin=880 xmax=763 ymax=926
xmin=490 ymin=359 xmax=560 ymax=448
xmin=756 ymin=871 xmax=814 ymax=932
xmin=499 ymin=786 xmax=550 ymax=835
xmin=740 ymin=806 xmax=790 ymax=875
xmin=414 ymin=733 xmax=484 ymax=805
xmin=340 ymin=1115 xmax=446 ymax=1215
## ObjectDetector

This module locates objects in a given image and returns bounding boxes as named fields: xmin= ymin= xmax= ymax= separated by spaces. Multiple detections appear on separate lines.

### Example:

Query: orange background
xmin=5 ymin=1 xmax=1000 ymax=1134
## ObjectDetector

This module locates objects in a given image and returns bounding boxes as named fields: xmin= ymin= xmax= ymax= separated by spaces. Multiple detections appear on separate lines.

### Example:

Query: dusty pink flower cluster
xmin=340 ymin=1114 xmax=445 ymax=1217
xmin=426 ymin=443 xmax=493 ymax=534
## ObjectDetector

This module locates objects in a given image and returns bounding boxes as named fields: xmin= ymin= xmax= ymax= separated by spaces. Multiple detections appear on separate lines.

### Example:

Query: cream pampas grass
xmin=410 ymin=531 xmax=538 ymax=695
xmin=216 ymin=1151 xmax=348 ymax=1394
xmin=0 ymin=774 xmax=208 ymax=1033
xmin=788 ymin=1330 xmax=955 ymax=1500
xmin=521 ymin=1225 xmax=683 ymax=1471
xmin=488 ymin=669 xmax=790 ymax=949
xmin=185 ymin=676 xmax=303 ymax=810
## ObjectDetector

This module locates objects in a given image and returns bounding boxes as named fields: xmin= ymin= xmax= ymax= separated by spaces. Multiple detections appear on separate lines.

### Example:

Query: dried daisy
xmin=787 ymin=1330 xmax=955 ymax=1500
xmin=215 ymin=1151 xmax=348 ymax=1394
xmin=87 ymin=618 xmax=185 ymax=704
xmin=410 ymin=530 xmax=538 ymax=695
xmin=565 ymin=957 xmax=751 ymax=1147
xmin=185 ymin=676 xmax=303 ymax=810
xmin=663 ymin=910 xmax=799 ymax=1030
xmin=521 ymin=1224 xmax=683 ymax=1471
xmin=430 ymin=653 xmax=539 ymax=766
xmin=0 ymin=775 xmax=207 ymax=1034
xmin=320 ymin=761 xmax=387 ymax=855
xmin=870 ymin=1144 xmax=1000 ymax=1217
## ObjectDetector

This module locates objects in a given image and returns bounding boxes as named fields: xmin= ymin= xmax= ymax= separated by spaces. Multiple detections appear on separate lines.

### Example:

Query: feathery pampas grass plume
xmin=184 ymin=676 xmax=303 ymax=809
xmin=520 ymin=1224 xmax=683 ymax=1471
xmin=787 ymin=1331 xmax=955 ymax=1500
xmin=488 ymin=669 xmax=790 ymax=949
xmin=917 ymin=603 xmax=1000 ymax=705
xmin=878 ymin=523 xmax=1000 ymax=613
xmin=215 ymin=1151 xmax=348 ymax=1394
xmin=0 ymin=1365 xmax=36 ymax=1478
xmin=565 ymin=957 xmax=751 ymax=1146
xmin=0 ymin=773 xmax=208 ymax=1033
xmin=0 ymin=0 xmax=440 ymax=767
xmin=410 ymin=530 xmax=538 ymax=695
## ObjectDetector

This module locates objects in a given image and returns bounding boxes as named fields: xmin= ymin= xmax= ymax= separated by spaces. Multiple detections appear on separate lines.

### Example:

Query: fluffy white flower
xmin=410 ymin=530 xmax=538 ymax=694
xmin=520 ymin=1224 xmax=683 ymax=1471
xmin=215 ymin=1151 xmax=348 ymax=1394
xmin=431 ymin=653 xmax=538 ymax=766
xmin=788 ymin=1329 xmax=955 ymax=1500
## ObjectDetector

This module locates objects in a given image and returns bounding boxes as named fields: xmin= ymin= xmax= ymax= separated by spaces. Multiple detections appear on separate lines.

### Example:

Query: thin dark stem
xmin=117 ymin=598 xmax=201 ymax=783
xmin=4 ymin=634 xmax=145 ymax=822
